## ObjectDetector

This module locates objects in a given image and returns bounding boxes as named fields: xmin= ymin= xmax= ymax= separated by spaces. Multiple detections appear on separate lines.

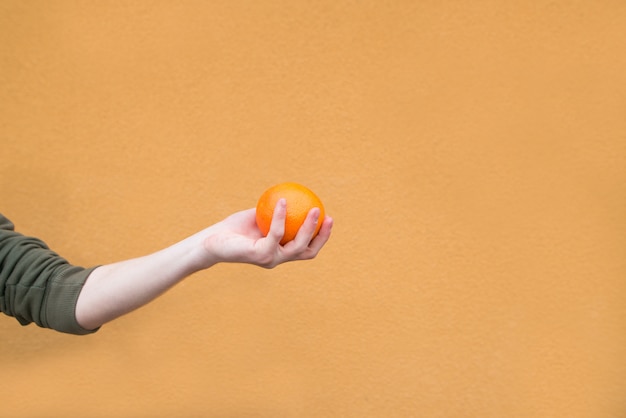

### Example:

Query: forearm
xmin=73 ymin=205 xmax=332 ymax=331
xmin=2 ymin=204 xmax=331 ymax=333
xmin=75 ymin=231 xmax=214 ymax=330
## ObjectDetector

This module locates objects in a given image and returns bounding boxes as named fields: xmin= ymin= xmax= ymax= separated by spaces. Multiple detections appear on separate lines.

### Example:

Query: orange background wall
xmin=1 ymin=1 xmax=625 ymax=417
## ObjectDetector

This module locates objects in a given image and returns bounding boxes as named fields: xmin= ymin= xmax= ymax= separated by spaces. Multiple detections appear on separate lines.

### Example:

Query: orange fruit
xmin=255 ymin=182 xmax=325 ymax=245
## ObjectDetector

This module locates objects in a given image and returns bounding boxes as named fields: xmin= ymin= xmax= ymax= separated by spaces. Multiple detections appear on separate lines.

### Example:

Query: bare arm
xmin=75 ymin=200 xmax=333 ymax=330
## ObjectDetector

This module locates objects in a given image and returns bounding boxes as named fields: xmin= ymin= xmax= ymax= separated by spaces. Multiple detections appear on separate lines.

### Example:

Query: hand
xmin=75 ymin=201 xmax=333 ymax=330
xmin=202 ymin=199 xmax=333 ymax=268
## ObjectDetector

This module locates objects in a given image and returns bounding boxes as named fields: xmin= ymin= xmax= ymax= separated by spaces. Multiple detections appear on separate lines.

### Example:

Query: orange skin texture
xmin=256 ymin=183 xmax=325 ymax=245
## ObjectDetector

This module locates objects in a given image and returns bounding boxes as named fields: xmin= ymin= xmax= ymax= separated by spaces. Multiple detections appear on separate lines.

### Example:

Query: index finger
xmin=264 ymin=198 xmax=287 ymax=246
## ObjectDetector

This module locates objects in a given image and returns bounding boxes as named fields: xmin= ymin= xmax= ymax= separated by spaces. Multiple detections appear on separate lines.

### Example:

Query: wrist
xmin=181 ymin=226 xmax=222 ymax=270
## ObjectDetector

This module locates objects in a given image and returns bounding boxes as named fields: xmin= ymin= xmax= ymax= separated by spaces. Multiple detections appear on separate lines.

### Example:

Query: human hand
xmin=202 ymin=199 xmax=333 ymax=268
xmin=73 ymin=201 xmax=331 ymax=331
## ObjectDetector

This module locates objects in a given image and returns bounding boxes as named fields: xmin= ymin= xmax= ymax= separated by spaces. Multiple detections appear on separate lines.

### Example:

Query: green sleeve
xmin=0 ymin=213 xmax=99 ymax=335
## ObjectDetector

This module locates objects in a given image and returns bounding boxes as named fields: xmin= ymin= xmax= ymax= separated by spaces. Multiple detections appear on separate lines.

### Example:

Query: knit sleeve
xmin=0 ymin=213 xmax=99 ymax=335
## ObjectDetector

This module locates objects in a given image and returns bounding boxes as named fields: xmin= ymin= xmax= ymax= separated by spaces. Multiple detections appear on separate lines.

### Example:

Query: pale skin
xmin=75 ymin=199 xmax=333 ymax=331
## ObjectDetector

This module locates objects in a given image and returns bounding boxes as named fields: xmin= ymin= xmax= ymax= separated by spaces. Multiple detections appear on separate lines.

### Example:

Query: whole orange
xmin=255 ymin=182 xmax=325 ymax=245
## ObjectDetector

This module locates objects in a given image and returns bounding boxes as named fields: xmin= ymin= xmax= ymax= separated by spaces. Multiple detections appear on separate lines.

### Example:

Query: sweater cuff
xmin=43 ymin=266 xmax=101 ymax=335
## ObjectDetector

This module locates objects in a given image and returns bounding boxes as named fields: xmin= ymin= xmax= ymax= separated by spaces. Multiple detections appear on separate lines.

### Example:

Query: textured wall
xmin=1 ymin=1 xmax=625 ymax=417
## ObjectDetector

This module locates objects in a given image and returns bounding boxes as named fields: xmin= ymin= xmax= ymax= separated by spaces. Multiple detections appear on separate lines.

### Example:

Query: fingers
xmin=256 ymin=204 xmax=332 ymax=267
xmin=265 ymin=199 xmax=287 ymax=246
xmin=305 ymin=215 xmax=333 ymax=255
xmin=283 ymin=210 xmax=333 ymax=260
xmin=295 ymin=215 xmax=333 ymax=259
xmin=291 ymin=207 xmax=321 ymax=248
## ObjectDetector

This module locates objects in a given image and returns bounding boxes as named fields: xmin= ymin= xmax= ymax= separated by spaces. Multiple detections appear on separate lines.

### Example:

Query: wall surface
xmin=1 ymin=1 xmax=625 ymax=417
